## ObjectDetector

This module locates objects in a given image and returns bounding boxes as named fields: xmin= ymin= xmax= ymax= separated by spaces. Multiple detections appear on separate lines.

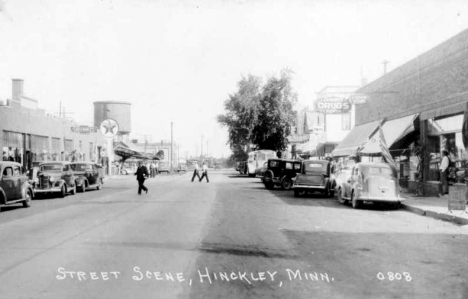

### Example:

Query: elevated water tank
xmin=93 ymin=101 xmax=131 ymax=134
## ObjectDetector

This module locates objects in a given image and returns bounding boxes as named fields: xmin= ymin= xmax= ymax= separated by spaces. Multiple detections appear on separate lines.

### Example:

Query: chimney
xmin=12 ymin=79 xmax=24 ymax=102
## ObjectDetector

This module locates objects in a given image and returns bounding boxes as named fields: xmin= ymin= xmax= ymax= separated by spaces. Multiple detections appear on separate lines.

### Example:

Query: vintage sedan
xmin=263 ymin=159 xmax=303 ymax=190
xmin=32 ymin=162 xmax=77 ymax=198
xmin=292 ymin=160 xmax=336 ymax=197
xmin=70 ymin=162 xmax=103 ymax=192
xmin=0 ymin=161 xmax=33 ymax=210
xmin=336 ymin=162 xmax=404 ymax=209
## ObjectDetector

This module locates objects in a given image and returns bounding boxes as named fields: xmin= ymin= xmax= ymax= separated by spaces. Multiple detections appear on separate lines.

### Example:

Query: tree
xmin=218 ymin=69 xmax=297 ymax=155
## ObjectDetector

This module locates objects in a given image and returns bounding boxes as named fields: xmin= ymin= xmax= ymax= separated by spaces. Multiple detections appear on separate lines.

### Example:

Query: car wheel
xmin=60 ymin=185 xmax=66 ymax=198
xmin=337 ymin=187 xmax=346 ymax=204
xmin=351 ymin=191 xmax=361 ymax=209
xmin=281 ymin=177 xmax=292 ymax=190
xmin=23 ymin=189 xmax=32 ymax=208
xmin=323 ymin=185 xmax=331 ymax=198
xmin=79 ymin=182 xmax=86 ymax=193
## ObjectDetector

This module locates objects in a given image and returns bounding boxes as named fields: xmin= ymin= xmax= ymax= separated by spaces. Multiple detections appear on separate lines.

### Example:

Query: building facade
xmin=332 ymin=28 xmax=468 ymax=196
xmin=1 ymin=79 xmax=108 ymax=170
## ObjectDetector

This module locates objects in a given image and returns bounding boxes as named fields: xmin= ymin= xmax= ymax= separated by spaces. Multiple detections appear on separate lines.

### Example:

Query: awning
xmin=360 ymin=114 xmax=418 ymax=155
xmin=114 ymin=142 xmax=164 ymax=160
xmin=331 ymin=120 xmax=381 ymax=157
xmin=310 ymin=142 xmax=339 ymax=157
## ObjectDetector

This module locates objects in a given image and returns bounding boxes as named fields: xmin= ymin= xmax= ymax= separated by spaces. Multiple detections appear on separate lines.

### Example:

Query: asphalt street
xmin=1 ymin=169 xmax=468 ymax=299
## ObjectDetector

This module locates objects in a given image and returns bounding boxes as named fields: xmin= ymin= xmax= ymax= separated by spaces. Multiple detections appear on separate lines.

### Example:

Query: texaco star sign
xmin=100 ymin=119 xmax=119 ymax=138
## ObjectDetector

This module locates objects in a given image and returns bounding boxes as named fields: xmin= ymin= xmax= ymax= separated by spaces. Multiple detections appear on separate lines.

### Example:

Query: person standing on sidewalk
xmin=439 ymin=150 xmax=450 ymax=195
xmin=191 ymin=161 xmax=201 ymax=182
xmin=199 ymin=161 xmax=209 ymax=183
xmin=135 ymin=161 xmax=149 ymax=195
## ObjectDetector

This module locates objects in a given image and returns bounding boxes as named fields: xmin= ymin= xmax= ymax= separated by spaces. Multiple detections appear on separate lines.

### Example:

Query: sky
xmin=0 ymin=0 xmax=468 ymax=158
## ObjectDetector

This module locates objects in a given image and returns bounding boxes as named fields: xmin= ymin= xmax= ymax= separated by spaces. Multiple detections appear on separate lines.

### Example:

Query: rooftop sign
xmin=315 ymin=97 xmax=351 ymax=114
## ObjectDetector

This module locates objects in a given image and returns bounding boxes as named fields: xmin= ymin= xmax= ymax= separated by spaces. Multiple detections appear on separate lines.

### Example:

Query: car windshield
xmin=70 ymin=164 xmax=87 ymax=171
xmin=40 ymin=164 xmax=62 ymax=172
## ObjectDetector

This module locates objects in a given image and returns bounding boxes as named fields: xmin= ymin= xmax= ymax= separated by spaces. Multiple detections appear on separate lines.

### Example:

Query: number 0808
xmin=377 ymin=272 xmax=412 ymax=281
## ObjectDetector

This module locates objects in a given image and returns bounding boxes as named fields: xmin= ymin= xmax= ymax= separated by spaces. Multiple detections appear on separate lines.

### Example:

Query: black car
xmin=0 ymin=161 xmax=33 ymax=210
xmin=238 ymin=161 xmax=248 ymax=175
xmin=292 ymin=160 xmax=336 ymax=198
xmin=70 ymin=162 xmax=103 ymax=192
xmin=262 ymin=159 xmax=303 ymax=190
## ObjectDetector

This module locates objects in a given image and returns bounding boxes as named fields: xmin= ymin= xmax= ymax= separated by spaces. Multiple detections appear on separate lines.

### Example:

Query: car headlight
xmin=49 ymin=177 xmax=56 ymax=182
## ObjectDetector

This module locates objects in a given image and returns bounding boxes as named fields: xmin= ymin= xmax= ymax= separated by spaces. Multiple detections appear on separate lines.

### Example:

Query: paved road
xmin=1 ymin=170 xmax=467 ymax=299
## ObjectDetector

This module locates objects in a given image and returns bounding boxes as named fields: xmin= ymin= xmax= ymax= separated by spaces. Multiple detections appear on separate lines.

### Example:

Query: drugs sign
xmin=315 ymin=97 xmax=352 ymax=114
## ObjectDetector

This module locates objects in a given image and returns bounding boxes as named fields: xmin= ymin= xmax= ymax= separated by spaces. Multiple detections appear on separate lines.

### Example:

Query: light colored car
xmin=336 ymin=162 xmax=404 ymax=209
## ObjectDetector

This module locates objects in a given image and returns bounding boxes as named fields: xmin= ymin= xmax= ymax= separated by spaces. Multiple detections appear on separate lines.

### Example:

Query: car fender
xmin=21 ymin=181 xmax=34 ymax=199
xmin=0 ymin=188 xmax=6 ymax=204
xmin=53 ymin=179 xmax=66 ymax=189
xmin=76 ymin=177 xmax=87 ymax=187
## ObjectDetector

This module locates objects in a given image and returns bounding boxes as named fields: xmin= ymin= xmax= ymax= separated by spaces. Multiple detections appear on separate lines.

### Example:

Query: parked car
xmin=158 ymin=161 xmax=170 ymax=173
xmin=335 ymin=162 xmax=404 ymax=209
xmin=31 ymin=162 xmax=77 ymax=198
xmin=292 ymin=160 xmax=336 ymax=197
xmin=255 ymin=162 xmax=268 ymax=179
xmin=0 ymin=161 xmax=33 ymax=210
xmin=70 ymin=162 xmax=103 ymax=192
xmin=238 ymin=161 xmax=248 ymax=175
xmin=120 ymin=166 xmax=134 ymax=175
xmin=177 ymin=163 xmax=187 ymax=172
xmin=262 ymin=159 xmax=303 ymax=190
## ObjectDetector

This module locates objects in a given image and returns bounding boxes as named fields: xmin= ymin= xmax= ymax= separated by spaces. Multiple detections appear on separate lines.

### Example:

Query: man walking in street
xmin=191 ymin=161 xmax=200 ymax=182
xmin=135 ymin=161 xmax=149 ymax=195
xmin=199 ymin=161 xmax=209 ymax=183
xmin=439 ymin=150 xmax=450 ymax=195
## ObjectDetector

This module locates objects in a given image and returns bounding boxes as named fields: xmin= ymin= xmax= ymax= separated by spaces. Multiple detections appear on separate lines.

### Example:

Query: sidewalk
xmin=401 ymin=194 xmax=468 ymax=225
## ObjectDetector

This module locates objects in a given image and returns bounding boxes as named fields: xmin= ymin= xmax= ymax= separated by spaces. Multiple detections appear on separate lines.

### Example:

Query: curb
xmin=401 ymin=203 xmax=468 ymax=225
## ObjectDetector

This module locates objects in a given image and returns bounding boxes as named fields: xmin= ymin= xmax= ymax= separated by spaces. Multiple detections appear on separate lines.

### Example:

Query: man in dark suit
xmin=135 ymin=161 xmax=149 ymax=195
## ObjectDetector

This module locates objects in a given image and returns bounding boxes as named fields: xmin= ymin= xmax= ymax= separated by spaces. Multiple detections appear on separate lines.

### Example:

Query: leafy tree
xmin=218 ymin=69 xmax=297 ymax=155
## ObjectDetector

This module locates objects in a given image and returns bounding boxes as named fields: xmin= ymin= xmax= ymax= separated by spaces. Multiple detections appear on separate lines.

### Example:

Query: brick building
xmin=332 ymin=28 xmax=468 ymax=196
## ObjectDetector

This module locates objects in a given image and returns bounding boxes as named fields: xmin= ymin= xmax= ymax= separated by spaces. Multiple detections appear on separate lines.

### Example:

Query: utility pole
xmin=201 ymin=134 xmax=204 ymax=157
xmin=382 ymin=59 xmax=390 ymax=75
xmin=170 ymin=122 xmax=173 ymax=172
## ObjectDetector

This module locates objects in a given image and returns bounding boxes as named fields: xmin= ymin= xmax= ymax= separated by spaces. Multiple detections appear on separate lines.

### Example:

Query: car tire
xmin=351 ymin=191 xmax=361 ymax=209
xmin=23 ymin=189 xmax=32 ymax=208
xmin=323 ymin=185 xmax=331 ymax=198
xmin=281 ymin=177 xmax=292 ymax=190
xmin=337 ymin=187 xmax=346 ymax=204
xmin=79 ymin=182 xmax=86 ymax=193
xmin=60 ymin=185 xmax=66 ymax=198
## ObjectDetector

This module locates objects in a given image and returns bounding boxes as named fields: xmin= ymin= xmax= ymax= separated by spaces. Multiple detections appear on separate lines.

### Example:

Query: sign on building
xmin=71 ymin=126 xmax=98 ymax=134
xmin=315 ymin=97 xmax=352 ymax=114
